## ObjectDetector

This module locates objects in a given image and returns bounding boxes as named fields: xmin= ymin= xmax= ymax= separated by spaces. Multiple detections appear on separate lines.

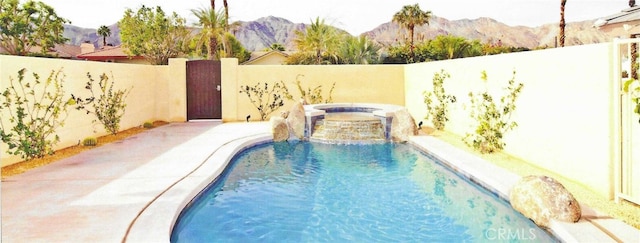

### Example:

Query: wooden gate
xmin=186 ymin=60 xmax=221 ymax=120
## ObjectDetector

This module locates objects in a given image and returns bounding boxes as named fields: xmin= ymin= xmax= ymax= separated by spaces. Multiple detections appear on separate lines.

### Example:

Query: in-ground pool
xmin=171 ymin=142 xmax=555 ymax=242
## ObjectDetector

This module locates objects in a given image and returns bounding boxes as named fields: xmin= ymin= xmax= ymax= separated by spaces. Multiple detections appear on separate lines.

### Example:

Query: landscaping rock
xmin=510 ymin=175 xmax=581 ymax=228
xmin=286 ymin=100 xmax=306 ymax=139
xmin=271 ymin=117 xmax=289 ymax=142
xmin=390 ymin=108 xmax=418 ymax=142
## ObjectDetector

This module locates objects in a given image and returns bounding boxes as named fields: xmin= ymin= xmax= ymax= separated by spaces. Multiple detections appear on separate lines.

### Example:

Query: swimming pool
xmin=170 ymin=141 xmax=555 ymax=242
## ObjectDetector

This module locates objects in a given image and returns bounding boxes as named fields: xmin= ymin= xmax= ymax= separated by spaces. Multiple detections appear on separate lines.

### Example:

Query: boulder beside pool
xmin=390 ymin=108 xmax=418 ymax=142
xmin=286 ymin=100 xmax=306 ymax=140
xmin=509 ymin=175 xmax=581 ymax=228
xmin=271 ymin=117 xmax=289 ymax=142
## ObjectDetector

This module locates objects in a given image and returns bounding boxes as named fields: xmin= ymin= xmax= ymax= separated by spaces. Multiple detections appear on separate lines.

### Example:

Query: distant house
xmin=0 ymin=44 xmax=81 ymax=58
xmin=76 ymin=43 xmax=147 ymax=64
xmin=241 ymin=50 xmax=291 ymax=65
xmin=595 ymin=6 xmax=640 ymax=38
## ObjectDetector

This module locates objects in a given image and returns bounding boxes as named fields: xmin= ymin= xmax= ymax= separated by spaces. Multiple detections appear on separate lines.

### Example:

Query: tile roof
xmin=76 ymin=45 xmax=143 ymax=61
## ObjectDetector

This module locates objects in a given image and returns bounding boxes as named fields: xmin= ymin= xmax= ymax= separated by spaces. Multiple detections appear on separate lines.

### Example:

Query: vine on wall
xmin=72 ymin=72 xmax=131 ymax=135
xmin=0 ymin=69 xmax=71 ymax=160
xmin=423 ymin=70 xmax=456 ymax=130
xmin=464 ymin=70 xmax=523 ymax=154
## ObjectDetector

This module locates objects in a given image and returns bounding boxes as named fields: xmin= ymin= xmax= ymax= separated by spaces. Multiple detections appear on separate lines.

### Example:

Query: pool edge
xmin=125 ymin=125 xmax=639 ymax=242
xmin=408 ymin=135 xmax=640 ymax=242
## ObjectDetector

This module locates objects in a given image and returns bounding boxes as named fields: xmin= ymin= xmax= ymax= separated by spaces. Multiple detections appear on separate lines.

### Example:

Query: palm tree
xmin=223 ymin=0 xmax=229 ymax=29
xmin=293 ymin=17 xmax=341 ymax=64
xmin=559 ymin=0 xmax=567 ymax=47
xmin=266 ymin=43 xmax=285 ymax=51
xmin=338 ymin=35 xmax=381 ymax=64
xmin=392 ymin=4 xmax=431 ymax=62
xmin=97 ymin=25 xmax=111 ymax=47
xmin=191 ymin=7 xmax=227 ymax=60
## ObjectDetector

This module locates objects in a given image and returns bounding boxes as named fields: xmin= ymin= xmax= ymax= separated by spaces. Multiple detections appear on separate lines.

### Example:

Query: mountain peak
xmin=63 ymin=15 xmax=610 ymax=52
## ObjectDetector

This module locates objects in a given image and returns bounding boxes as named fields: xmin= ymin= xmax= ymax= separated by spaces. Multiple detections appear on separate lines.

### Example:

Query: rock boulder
xmin=509 ymin=175 xmax=581 ymax=228
xmin=286 ymin=100 xmax=306 ymax=139
xmin=271 ymin=117 xmax=289 ymax=142
xmin=390 ymin=108 xmax=418 ymax=142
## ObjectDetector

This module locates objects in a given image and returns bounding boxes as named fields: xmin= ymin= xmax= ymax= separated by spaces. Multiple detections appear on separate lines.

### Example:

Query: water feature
xmin=304 ymin=103 xmax=401 ymax=143
xmin=311 ymin=113 xmax=385 ymax=143
xmin=171 ymin=142 xmax=555 ymax=242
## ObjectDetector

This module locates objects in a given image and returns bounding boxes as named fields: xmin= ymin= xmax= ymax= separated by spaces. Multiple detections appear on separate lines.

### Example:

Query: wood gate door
xmin=186 ymin=60 xmax=221 ymax=120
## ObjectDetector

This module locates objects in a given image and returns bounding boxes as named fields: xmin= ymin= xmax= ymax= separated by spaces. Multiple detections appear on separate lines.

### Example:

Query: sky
xmin=37 ymin=0 xmax=630 ymax=35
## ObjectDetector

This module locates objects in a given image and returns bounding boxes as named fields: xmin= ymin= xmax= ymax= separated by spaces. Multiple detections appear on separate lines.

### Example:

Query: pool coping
xmin=127 ymin=123 xmax=640 ymax=242
xmin=408 ymin=136 xmax=640 ymax=242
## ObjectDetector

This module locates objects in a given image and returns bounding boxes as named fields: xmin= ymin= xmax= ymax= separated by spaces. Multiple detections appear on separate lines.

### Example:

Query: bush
xmin=423 ymin=70 xmax=456 ymax=130
xmin=0 ymin=68 xmax=71 ymax=160
xmin=464 ymin=70 xmax=523 ymax=153
xmin=82 ymin=137 xmax=97 ymax=146
xmin=239 ymin=82 xmax=286 ymax=121
xmin=143 ymin=121 xmax=154 ymax=128
xmin=72 ymin=72 xmax=131 ymax=135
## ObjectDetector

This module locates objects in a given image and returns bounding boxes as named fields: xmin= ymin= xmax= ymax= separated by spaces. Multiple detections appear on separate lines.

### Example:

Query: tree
xmin=191 ymin=7 xmax=227 ymax=60
xmin=266 ymin=43 xmax=286 ymax=51
xmin=223 ymin=0 xmax=229 ymax=29
xmin=0 ymin=0 xmax=69 ymax=56
xmin=392 ymin=4 xmax=431 ymax=63
xmin=427 ymin=35 xmax=481 ymax=60
xmin=559 ymin=0 xmax=567 ymax=47
xmin=224 ymin=32 xmax=251 ymax=62
xmin=96 ymin=25 xmax=111 ymax=47
xmin=337 ymin=35 xmax=381 ymax=64
xmin=293 ymin=17 xmax=342 ymax=64
xmin=118 ymin=5 xmax=191 ymax=65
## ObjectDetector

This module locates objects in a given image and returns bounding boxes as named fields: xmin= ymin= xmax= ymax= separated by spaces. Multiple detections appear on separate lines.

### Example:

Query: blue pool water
xmin=171 ymin=142 xmax=555 ymax=242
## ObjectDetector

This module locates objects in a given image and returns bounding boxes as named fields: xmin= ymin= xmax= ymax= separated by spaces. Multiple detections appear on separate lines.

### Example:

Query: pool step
xmin=311 ymin=119 xmax=385 ymax=143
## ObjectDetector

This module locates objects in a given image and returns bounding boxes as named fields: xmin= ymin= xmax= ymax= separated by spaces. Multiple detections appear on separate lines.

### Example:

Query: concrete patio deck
xmin=1 ymin=121 xmax=270 ymax=242
xmin=2 ymin=121 xmax=638 ymax=242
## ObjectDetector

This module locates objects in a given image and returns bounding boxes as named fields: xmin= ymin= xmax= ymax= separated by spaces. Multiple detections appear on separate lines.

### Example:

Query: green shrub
xmin=72 ymin=72 xmax=131 ymax=135
xmin=423 ymin=70 xmax=456 ymax=130
xmin=0 ymin=68 xmax=71 ymax=160
xmin=143 ymin=121 xmax=154 ymax=128
xmin=82 ymin=137 xmax=97 ymax=146
xmin=464 ymin=70 xmax=523 ymax=153
xmin=239 ymin=82 xmax=286 ymax=121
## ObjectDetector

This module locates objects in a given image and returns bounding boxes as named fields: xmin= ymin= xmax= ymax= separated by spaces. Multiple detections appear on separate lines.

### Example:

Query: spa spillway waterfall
xmin=304 ymin=104 xmax=402 ymax=144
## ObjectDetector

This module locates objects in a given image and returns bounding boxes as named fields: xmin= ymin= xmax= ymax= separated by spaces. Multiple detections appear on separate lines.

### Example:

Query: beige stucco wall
xmin=1 ymin=44 xmax=629 ymax=200
xmin=405 ymin=43 xmax=616 ymax=198
xmin=0 ymin=55 xmax=187 ymax=166
xmin=222 ymin=59 xmax=405 ymax=122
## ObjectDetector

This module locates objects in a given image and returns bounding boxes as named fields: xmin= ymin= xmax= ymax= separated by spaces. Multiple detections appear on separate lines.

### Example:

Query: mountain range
xmin=65 ymin=15 xmax=611 ymax=52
